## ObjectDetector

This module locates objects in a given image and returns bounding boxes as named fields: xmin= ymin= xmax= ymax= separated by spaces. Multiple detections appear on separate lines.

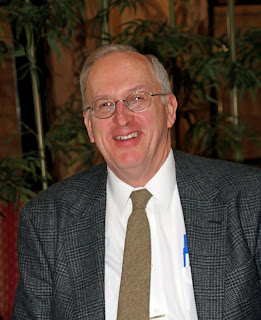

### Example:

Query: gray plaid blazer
xmin=12 ymin=150 xmax=261 ymax=319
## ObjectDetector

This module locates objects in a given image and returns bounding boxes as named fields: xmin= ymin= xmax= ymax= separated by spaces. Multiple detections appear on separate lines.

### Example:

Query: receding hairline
xmin=86 ymin=51 xmax=158 ymax=77
xmin=80 ymin=44 xmax=172 ymax=109
xmin=86 ymin=51 xmax=161 ymax=89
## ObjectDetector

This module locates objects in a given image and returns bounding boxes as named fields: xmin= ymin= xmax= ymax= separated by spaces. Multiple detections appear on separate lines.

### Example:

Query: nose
xmin=113 ymin=100 xmax=133 ymax=127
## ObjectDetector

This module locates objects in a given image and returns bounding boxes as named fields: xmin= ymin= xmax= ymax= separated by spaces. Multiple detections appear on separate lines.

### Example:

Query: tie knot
xmin=130 ymin=189 xmax=152 ymax=211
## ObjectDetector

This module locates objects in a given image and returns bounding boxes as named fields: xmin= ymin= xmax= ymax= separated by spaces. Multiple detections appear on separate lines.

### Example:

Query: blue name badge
xmin=183 ymin=234 xmax=190 ymax=267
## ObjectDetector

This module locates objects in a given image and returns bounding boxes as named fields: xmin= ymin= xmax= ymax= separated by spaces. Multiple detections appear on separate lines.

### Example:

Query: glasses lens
xmin=93 ymin=100 xmax=115 ymax=119
xmin=127 ymin=91 xmax=151 ymax=112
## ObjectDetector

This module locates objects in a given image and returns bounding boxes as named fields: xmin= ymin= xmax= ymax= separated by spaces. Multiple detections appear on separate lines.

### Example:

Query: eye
xmin=96 ymin=101 xmax=114 ymax=110
xmin=134 ymin=95 xmax=144 ymax=100
xmin=100 ymin=102 xmax=110 ymax=108
xmin=129 ymin=93 xmax=146 ymax=104
xmin=134 ymin=94 xmax=145 ymax=101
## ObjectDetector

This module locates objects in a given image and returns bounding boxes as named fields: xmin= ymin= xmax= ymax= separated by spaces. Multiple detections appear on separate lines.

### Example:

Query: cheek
xmin=91 ymin=122 xmax=110 ymax=147
xmin=153 ymin=108 xmax=169 ymax=131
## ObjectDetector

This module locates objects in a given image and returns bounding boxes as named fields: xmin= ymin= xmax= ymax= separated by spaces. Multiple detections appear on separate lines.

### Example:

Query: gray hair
xmin=79 ymin=44 xmax=172 ymax=109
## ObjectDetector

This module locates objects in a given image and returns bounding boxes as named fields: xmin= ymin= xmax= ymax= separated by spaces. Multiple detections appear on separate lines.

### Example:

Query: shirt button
xmin=151 ymin=263 xmax=157 ymax=271
xmin=154 ymin=308 xmax=160 ymax=314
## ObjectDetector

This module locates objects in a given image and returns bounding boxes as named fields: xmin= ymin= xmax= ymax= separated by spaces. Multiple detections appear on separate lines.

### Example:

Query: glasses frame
xmin=85 ymin=91 xmax=169 ymax=119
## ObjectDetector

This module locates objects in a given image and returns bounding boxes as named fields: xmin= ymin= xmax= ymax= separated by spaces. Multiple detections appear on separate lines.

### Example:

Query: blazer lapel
xmin=62 ymin=169 xmax=107 ymax=319
xmin=175 ymin=151 xmax=227 ymax=319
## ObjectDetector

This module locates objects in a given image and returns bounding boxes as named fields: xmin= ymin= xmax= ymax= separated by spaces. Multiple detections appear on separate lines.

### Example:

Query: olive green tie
xmin=117 ymin=189 xmax=152 ymax=320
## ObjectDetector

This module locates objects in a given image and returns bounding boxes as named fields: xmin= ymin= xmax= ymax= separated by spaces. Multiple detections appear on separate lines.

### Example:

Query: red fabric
xmin=0 ymin=204 xmax=19 ymax=320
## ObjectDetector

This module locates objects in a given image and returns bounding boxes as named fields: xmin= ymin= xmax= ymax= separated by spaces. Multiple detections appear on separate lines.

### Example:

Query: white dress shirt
xmin=105 ymin=150 xmax=198 ymax=319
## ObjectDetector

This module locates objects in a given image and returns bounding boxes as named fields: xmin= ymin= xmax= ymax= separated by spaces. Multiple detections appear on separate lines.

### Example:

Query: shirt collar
xmin=107 ymin=149 xmax=176 ymax=214
xmin=107 ymin=167 xmax=133 ymax=216
xmin=145 ymin=149 xmax=176 ymax=211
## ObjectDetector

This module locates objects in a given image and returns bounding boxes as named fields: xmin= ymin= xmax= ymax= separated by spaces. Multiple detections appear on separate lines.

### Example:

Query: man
xmin=12 ymin=44 xmax=261 ymax=319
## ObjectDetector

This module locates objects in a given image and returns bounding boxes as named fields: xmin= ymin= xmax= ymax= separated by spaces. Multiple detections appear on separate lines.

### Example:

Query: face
xmin=83 ymin=52 xmax=177 ymax=187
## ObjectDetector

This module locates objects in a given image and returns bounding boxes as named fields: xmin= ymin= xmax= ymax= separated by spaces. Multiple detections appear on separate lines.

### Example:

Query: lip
xmin=114 ymin=131 xmax=141 ymax=141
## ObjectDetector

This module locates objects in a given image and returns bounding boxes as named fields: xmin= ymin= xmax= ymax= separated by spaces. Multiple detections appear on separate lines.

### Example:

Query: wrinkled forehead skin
xmin=86 ymin=51 xmax=161 ymax=104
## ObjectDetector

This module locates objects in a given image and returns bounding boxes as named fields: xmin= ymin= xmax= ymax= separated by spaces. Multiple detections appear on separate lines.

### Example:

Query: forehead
xmin=86 ymin=52 xmax=159 ymax=99
xmin=90 ymin=51 xmax=154 ymax=76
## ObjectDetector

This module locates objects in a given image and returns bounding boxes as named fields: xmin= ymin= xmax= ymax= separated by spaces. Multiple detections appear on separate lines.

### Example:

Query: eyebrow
xmin=126 ymin=85 xmax=149 ymax=95
xmin=129 ymin=85 xmax=147 ymax=92
xmin=92 ymin=85 xmax=149 ymax=101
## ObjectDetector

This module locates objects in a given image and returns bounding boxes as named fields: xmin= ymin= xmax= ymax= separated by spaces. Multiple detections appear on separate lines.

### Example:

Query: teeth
xmin=115 ymin=132 xmax=140 ymax=141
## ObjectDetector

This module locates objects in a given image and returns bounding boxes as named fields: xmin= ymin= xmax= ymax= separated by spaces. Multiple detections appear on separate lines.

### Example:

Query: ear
xmin=83 ymin=111 xmax=95 ymax=143
xmin=166 ymin=94 xmax=178 ymax=129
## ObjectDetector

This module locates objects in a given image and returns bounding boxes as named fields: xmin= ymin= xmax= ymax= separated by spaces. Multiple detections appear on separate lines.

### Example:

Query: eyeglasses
xmin=85 ymin=91 xmax=169 ymax=119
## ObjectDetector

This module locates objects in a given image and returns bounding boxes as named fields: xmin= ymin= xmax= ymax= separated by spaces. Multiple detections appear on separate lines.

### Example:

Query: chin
xmin=119 ymin=153 xmax=144 ymax=167
xmin=109 ymin=157 xmax=144 ymax=171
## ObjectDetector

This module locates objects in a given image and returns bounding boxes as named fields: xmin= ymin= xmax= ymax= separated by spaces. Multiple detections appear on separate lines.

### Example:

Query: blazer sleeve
xmin=253 ymin=191 xmax=261 ymax=283
xmin=235 ymin=173 xmax=261 ymax=284
xmin=12 ymin=206 xmax=54 ymax=319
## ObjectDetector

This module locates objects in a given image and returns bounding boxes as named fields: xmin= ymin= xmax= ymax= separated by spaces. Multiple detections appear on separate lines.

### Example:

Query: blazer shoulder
xmin=174 ymin=150 xmax=261 ymax=200
xmin=20 ymin=162 xmax=107 ymax=222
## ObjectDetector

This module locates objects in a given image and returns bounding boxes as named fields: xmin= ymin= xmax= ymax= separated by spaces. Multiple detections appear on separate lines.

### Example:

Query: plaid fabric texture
xmin=12 ymin=151 xmax=261 ymax=319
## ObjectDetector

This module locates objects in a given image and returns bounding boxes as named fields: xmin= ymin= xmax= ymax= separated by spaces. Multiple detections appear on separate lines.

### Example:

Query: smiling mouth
xmin=114 ymin=132 xmax=141 ymax=141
